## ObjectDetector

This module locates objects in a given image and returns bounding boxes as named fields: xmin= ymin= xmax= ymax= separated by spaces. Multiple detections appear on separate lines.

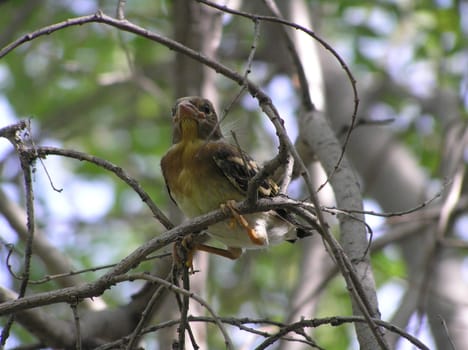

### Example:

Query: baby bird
xmin=161 ymin=96 xmax=311 ymax=261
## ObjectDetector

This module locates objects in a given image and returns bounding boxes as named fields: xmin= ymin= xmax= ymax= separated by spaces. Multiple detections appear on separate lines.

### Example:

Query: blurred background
xmin=0 ymin=1 xmax=467 ymax=349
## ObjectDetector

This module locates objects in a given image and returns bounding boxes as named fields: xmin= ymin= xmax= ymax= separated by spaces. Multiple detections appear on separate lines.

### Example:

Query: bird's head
xmin=171 ymin=96 xmax=223 ymax=143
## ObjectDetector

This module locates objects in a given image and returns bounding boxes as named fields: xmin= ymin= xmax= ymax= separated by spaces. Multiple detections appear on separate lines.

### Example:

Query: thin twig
xmin=438 ymin=315 xmax=456 ymax=350
xmin=217 ymin=17 xmax=260 ymax=128
xmin=70 ymin=302 xmax=82 ymax=350
xmin=177 ymin=265 xmax=191 ymax=349
xmin=253 ymin=316 xmax=429 ymax=350
xmin=97 ymin=314 xmax=429 ymax=350
xmin=126 ymin=272 xmax=171 ymax=350
xmin=127 ymin=273 xmax=233 ymax=350
xmin=1 ymin=120 xmax=37 ymax=346
xmin=34 ymin=145 xmax=173 ymax=229
xmin=0 ymin=10 xmax=311 ymax=209
xmin=170 ymin=247 xmax=198 ymax=349
xmin=261 ymin=0 xmax=314 ymax=111
xmin=0 ymin=196 xmax=319 ymax=315
xmin=200 ymin=0 xmax=360 ymax=191
xmin=27 ymin=253 xmax=171 ymax=285
xmin=325 ymin=179 xmax=448 ymax=218
xmin=286 ymin=205 xmax=389 ymax=349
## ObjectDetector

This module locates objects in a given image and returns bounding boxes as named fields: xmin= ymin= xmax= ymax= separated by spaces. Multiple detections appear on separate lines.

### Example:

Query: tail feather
xmin=296 ymin=226 xmax=313 ymax=239
xmin=274 ymin=208 xmax=315 ymax=243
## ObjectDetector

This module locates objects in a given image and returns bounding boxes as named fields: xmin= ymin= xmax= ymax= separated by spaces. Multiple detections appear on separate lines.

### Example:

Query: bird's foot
xmin=221 ymin=200 xmax=265 ymax=246
xmin=173 ymin=234 xmax=198 ymax=274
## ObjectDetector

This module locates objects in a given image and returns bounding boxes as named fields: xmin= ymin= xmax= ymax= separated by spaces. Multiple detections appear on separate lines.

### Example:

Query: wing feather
xmin=212 ymin=145 xmax=279 ymax=198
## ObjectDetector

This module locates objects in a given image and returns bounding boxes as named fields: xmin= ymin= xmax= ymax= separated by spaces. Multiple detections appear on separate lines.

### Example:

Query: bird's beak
xmin=176 ymin=100 xmax=205 ymax=122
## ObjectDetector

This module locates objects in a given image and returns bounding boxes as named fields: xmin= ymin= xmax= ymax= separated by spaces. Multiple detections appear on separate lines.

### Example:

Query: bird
xmin=160 ymin=96 xmax=311 ymax=263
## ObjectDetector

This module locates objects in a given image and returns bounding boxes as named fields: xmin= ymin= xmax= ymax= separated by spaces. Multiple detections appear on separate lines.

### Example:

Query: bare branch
xmin=34 ymin=145 xmax=173 ymax=230
xmin=0 ymin=195 xmax=315 ymax=315
xmin=0 ymin=286 xmax=74 ymax=347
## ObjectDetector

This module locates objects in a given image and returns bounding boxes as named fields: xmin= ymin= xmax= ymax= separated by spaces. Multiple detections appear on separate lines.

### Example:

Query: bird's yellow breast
xmin=161 ymin=140 xmax=243 ymax=218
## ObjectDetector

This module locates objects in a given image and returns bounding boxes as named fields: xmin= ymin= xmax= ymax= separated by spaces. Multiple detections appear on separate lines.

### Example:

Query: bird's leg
xmin=195 ymin=245 xmax=242 ymax=260
xmin=221 ymin=200 xmax=266 ymax=246
xmin=174 ymin=234 xmax=243 ymax=273
xmin=173 ymin=235 xmax=197 ymax=273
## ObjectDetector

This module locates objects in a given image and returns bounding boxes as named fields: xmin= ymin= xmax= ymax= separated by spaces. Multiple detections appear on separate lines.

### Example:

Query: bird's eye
xmin=200 ymin=103 xmax=211 ymax=114
xmin=171 ymin=106 xmax=177 ymax=116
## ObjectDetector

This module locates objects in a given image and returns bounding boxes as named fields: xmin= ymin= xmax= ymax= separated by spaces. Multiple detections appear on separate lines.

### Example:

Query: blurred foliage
xmin=0 ymin=0 xmax=466 ymax=348
xmin=321 ymin=0 xmax=466 ymax=183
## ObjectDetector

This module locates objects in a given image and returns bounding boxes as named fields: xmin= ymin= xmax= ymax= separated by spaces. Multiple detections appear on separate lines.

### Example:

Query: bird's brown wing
xmin=212 ymin=142 xmax=315 ymax=239
xmin=212 ymin=143 xmax=279 ymax=198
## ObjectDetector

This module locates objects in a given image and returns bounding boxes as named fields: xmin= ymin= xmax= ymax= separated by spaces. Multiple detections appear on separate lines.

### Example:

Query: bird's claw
xmin=173 ymin=234 xmax=197 ymax=274
xmin=221 ymin=200 xmax=265 ymax=246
